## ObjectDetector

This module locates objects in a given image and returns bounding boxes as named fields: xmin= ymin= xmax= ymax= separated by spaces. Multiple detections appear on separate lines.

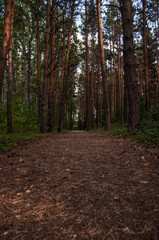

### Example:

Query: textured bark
xmin=119 ymin=0 xmax=140 ymax=131
xmin=85 ymin=0 xmax=90 ymax=130
xmin=96 ymin=39 xmax=101 ymax=128
xmin=69 ymin=78 xmax=74 ymax=130
xmin=155 ymin=9 xmax=159 ymax=106
xmin=60 ymin=0 xmax=67 ymax=97
xmin=36 ymin=0 xmax=41 ymax=123
xmin=40 ymin=0 xmax=50 ymax=133
xmin=89 ymin=37 xmax=95 ymax=128
xmin=89 ymin=0 xmax=96 ymax=128
xmin=138 ymin=55 xmax=144 ymax=96
xmin=142 ymin=0 xmax=150 ymax=111
xmin=7 ymin=0 xmax=15 ymax=133
xmin=58 ymin=0 xmax=75 ymax=132
xmin=55 ymin=37 xmax=63 ymax=116
xmin=111 ymin=24 xmax=116 ymax=122
xmin=97 ymin=0 xmax=111 ymax=130
xmin=0 ymin=0 xmax=12 ymax=103
xmin=48 ymin=0 xmax=56 ymax=132
xmin=117 ymin=23 xmax=122 ymax=121
xmin=27 ymin=39 xmax=31 ymax=105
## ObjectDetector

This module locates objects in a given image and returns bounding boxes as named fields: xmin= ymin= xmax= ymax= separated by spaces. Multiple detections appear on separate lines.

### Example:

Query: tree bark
xmin=27 ymin=39 xmax=31 ymax=105
xmin=7 ymin=0 xmax=15 ymax=133
xmin=142 ymin=0 xmax=150 ymax=111
xmin=119 ymin=0 xmax=140 ymax=131
xmin=90 ymin=37 xmax=95 ymax=128
xmin=111 ymin=24 xmax=116 ymax=122
xmin=48 ymin=0 xmax=56 ymax=132
xmin=36 ymin=0 xmax=41 ymax=123
xmin=97 ymin=0 xmax=111 ymax=130
xmin=58 ymin=0 xmax=75 ymax=132
xmin=85 ymin=0 xmax=90 ymax=130
xmin=117 ymin=22 xmax=122 ymax=121
xmin=96 ymin=38 xmax=101 ymax=128
xmin=0 ymin=0 xmax=12 ymax=103
xmin=69 ymin=77 xmax=74 ymax=130
xmin=40 ymin=0 xmax=50 ymax=133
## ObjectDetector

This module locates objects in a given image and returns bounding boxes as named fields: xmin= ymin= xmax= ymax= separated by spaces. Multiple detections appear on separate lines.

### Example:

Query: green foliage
xmin=91 ymin=106 xmax=159 ymax=146
xmin=0 ymin=132 xmax=52 ymax=153
xmin=12 ymin=96 xmax=38 ymax=132
xmin=109 ymin=107 xmax=159 ymax=146
xmin=0 ymin=95 xmax=38 ymax=133
xmin=133 ymin=107 xmax=159 ymax=145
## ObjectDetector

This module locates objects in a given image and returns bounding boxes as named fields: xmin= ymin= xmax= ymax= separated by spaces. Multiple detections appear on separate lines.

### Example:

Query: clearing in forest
xmin=0 ymin=131 xmax=159 ymax=239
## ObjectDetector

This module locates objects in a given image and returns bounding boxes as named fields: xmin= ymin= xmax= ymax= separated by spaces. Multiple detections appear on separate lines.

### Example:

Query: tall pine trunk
xmin=48 ymin=0 xmax=56 ymax=132
xmin=36 ymin=0 xmax=41 ymax=123
xmin=40 ymin=0 xmax=50 ymax=133
xmin=96 ymin=38 xmax=101 ymax=128
xmin=0 ymin=0 xmax=12 ymax=103
xmin=96 ymin=0 xmax=111 ymax=130
xmin=7 ymin=0 xmax=15 ymax=133
xmin=90 ymin=37 xmax=95 ymax=128
xmin=69 ymin=77 xmax=74 ymax=130
xmin=58 ymin=0 xmax=75 ymax=132
xmin=111 ymin=24 xmax=116 ymax=122
xmin=119 ymin=0 xmax=140 ymax=131
xmin=142 ymin=0 xmax=150 ymax=111
xmin=117 ymin=22 xmax=122 ymax=121
xmin=85 ymin=0 xmax=90 ymax=130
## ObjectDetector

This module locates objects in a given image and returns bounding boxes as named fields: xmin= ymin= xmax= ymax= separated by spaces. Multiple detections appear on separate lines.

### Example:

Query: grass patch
xmin=109 ymin=123 xmax=159 ymax=146
xmin=0 ymin=131 xmax=52 ymax=153
xmin=91 ymin=108 xmax=159 ymax=146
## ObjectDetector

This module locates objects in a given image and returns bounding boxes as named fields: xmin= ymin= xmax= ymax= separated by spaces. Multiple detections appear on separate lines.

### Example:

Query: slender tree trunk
xmin=119 ymin=0 xmax=140 ymax=131
xmin=69 ymin=77 xmax=74 ymax=130
xmin=90 ymin=37 xmax=95 ymax=128
xmin=142 ymin=0 xmax=150 ymax=111
xmin=55 ymin=37 xmax=63 ymax=116
xmin=85 ymin=0 xmax=90 ymax=130
xmin=113 ymin=26 xmax=116 ymax=119
xmin=7 ymin=0 xmax=15 ymax=133
xmin=28 ymin=39 xmax=31 ymax=105
xmin=97 ymin=0 xmax=111 ymax=130
xmin=155 ymin=10 xmax=159 ymax=105
xmin=36 ymin=0 xmax=41 ymax=123
xmin=111 ymin=24 xmax=116 ymax=122
xmin=138 ymin=55 xmax=144 ymax=96
xmin=89 ymin=0 xmax=96 ymax=129
xmin=48 ymin=0 xmax=56 ymax=132
xmin=60 ymin=0 xmax=67 ymax=96
xmin=58 ymin=0 xmax=75 ymax=132
xmin=96 ymin=38 xmax=100 ymax=128
xmin=40 ymin=0 xmax=50 ymax=133
xmin=0 ymin=0 xmax=12 ymax=103
xmin=117 ymin=23 xmax=122 ymax=121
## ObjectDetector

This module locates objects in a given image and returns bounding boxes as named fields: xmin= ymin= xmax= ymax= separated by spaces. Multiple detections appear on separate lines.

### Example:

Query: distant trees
xmin=0 ymin=0 xmax=158 ymax=133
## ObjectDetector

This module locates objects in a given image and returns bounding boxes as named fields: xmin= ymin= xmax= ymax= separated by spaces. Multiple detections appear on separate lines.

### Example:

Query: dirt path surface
xmin=0 ymin=131 xmax=159 ymax=240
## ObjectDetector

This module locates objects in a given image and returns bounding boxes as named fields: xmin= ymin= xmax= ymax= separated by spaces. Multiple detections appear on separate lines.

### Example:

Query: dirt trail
xmin=0 ymin=131 xmax=159 ymax=240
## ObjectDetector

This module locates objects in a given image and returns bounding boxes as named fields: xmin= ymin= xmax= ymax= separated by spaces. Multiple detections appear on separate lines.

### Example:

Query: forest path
xmin=0 ymin=131 xmax=159 ymax=240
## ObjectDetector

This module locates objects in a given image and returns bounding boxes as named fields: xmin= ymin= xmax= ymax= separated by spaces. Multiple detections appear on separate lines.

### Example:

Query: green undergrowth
xmin=0 ymin=131 xmax=52 ymax=153
xmin=93 ymin=107 xmax=159 ymax=147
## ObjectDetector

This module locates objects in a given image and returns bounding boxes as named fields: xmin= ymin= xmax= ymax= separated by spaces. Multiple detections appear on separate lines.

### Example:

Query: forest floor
xmin=0 ymin=131 xmax=159 ymax=240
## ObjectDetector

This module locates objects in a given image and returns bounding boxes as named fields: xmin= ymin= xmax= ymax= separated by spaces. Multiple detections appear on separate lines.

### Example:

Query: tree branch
xmin=103 ymin=4 xmax=121 ymax=11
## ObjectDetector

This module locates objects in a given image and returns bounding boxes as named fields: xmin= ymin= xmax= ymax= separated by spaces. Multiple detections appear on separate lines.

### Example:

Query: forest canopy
xmin=0 ymin=0 xmax=159 ymax=144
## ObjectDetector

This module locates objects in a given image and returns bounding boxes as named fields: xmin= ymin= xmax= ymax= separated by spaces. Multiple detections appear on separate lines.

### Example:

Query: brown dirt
xmin=0 ymin=131 xmax=159 ymax=240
